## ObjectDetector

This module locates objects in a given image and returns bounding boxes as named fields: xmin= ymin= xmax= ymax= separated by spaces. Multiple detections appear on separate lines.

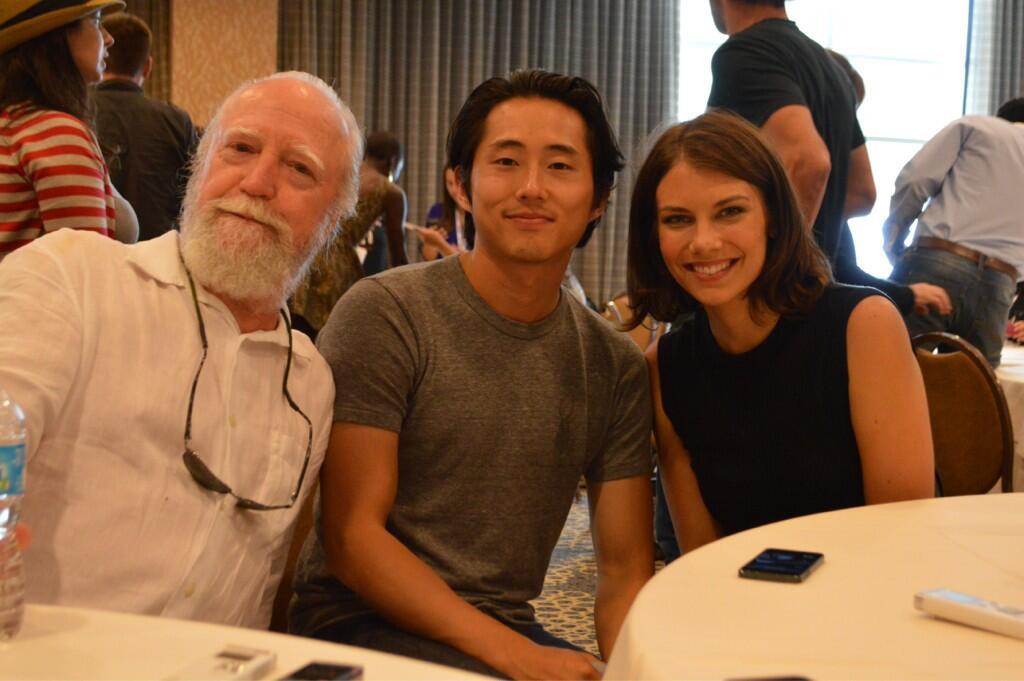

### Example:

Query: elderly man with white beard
xmin=0 ymin=71 xmax=361 ymax=628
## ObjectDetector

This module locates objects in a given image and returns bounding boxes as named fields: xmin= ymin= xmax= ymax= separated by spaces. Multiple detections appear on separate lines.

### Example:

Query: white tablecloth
xmin=995 ymin=342 xmax=1024 ymax=491
xmin=605 ymin=494 xmax=1024 ymax=680
xmin=0 ymin=605 xmax=488 ymax=680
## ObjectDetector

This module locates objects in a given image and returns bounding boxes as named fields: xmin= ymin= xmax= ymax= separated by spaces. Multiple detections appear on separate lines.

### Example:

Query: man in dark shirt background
xmin=94 ymin=13 xmax=197 ymax=241
xmin=706 ymin=0 xmax=875 ymax=264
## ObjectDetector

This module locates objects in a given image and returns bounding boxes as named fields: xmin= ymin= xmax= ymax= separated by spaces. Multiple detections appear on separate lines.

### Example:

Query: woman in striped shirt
xmin=0 ymin=0 xmax=134 ymax=258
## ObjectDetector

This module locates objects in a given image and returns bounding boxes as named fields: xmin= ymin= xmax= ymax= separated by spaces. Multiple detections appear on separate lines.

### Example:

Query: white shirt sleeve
xmin=886 ymin=119 xmax=969 ymax=232
xmin=0 ymin=234 xmax=84 ymax=459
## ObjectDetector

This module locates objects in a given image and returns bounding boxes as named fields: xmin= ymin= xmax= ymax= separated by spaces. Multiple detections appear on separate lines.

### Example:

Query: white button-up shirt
xmin=0 ymin=230 xmax=334 ymax=628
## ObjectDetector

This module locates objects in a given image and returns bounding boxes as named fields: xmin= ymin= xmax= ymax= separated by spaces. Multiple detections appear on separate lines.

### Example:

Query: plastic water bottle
xmin=0 ymin=388 xmax=25 ymax=640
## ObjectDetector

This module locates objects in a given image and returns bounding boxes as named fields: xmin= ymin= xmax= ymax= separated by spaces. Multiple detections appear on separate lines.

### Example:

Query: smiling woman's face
xmin=655 ymin=159 xmax=768 ymax=315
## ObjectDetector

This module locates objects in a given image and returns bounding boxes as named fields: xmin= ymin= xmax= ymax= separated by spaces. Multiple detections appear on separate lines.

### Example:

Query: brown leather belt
xmin=913 ymin=236 xmax=1018 ymax=279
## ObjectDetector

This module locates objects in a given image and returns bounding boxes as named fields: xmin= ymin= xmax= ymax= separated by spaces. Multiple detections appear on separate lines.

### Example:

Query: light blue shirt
xmin=886 ymin=116 xmax=1024 ymax=279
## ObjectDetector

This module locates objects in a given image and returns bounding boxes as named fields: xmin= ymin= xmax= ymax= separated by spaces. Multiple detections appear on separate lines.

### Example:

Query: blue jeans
xmin=654 ymin=471 xmax=680 ymax=563
xmin=893 ymin=247 xmax=1016 ymax=366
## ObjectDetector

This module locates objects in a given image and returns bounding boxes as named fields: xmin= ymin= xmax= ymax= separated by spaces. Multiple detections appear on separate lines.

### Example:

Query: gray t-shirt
xmin=290 ymin=255 xmax=652 ymax=634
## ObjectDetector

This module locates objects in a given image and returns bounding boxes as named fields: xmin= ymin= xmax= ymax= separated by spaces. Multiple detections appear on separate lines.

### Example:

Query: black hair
xmin=445 ymin=68 xmax=623 ymax=247
xmin=365 ymin=131 xmax=403 ymax=163
xmin=997 ymin=97 xmax=1024 ymax=123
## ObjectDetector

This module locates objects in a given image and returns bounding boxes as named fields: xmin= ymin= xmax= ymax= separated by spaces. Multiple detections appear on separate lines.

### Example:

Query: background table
xmin=606 ymin=494 xmax=1024 ymax=680
xmin=0 ymin=605 xmax=487 ymax=680
xmin=996 ymin=342 xmax=1024 ymax=491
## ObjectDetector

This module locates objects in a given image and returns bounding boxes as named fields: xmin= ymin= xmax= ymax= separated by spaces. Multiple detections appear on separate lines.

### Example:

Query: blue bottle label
xmin=0 ymin=444 xmax=25 ymax=495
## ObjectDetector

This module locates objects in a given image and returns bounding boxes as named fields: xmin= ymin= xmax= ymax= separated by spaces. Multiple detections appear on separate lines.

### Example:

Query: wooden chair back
xmin=602 ymin=292 xmax=667 ymax=351
xmin=269 ymin=485 xmax=317 ymax=632
xmin=912 ymin=332 xmax=1014 ymax=495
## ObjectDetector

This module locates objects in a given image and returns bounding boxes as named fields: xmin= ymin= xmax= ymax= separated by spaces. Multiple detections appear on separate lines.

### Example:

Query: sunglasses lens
xmin=182 ymin=450 xmax=232 ymax=494
xmin=235 ymin=497 xmax=278 ymax=511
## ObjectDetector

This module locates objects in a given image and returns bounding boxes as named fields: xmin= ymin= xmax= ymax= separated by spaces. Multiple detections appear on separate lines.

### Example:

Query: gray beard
xmin=179 ymin=196 xmax=326 ymax=311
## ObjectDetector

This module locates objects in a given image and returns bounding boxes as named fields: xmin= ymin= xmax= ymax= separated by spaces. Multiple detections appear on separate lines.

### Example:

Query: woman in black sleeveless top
xmin=625 ymin=111 xmax=934 ymax=551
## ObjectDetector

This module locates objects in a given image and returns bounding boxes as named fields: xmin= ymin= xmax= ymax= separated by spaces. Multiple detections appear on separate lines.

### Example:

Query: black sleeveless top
xmin=658 ymin=285 xmax=880 ymax=536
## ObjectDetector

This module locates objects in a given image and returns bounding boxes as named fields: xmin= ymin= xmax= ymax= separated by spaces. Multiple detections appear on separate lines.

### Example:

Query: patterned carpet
xmin=532 ymin=493 xmax=600 ymax=655
xmin=532 ymin=487 xmax=668 ymax=657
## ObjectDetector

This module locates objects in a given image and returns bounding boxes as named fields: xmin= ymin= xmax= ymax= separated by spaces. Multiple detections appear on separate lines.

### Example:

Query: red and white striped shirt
xmin=0 ymin=105 xmax=116 ymax=258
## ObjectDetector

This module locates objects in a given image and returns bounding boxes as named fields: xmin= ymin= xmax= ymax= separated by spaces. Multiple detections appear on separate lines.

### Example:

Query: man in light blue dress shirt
xmin=884 ymin=98 xmax=1024 ymax=366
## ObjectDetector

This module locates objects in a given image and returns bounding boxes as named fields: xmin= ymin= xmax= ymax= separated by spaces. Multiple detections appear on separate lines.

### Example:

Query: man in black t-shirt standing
xmin=706 ymin=0 xmax=875 ymax=264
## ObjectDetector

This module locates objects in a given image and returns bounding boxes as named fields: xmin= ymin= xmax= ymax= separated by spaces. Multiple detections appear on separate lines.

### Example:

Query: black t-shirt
xmin=657 ymin=285 xmax=879 ymax=536
xmin=708 ymin=19 xmax=865 ymax=263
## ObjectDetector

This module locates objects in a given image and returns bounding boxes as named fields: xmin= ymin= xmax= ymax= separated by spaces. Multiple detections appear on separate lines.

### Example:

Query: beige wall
xmin=171 ymin=0 xmax=278 ymax=127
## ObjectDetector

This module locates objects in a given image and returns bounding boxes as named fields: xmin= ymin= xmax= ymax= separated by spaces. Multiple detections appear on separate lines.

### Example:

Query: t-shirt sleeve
xmin=314 ymin=278 xmax=418 ymax=432
xmin=585 ymin=347 xmax=653 ymax=483
xmin=708 ymin=38 xmax=806 ymax=126
xmin=19 ymin=113 xmax=115 ymax=238
xmin=851 ymin=115 xmax=866 ymax=149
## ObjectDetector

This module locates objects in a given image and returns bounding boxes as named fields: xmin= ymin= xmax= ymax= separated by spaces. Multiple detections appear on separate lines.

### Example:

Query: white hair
xmin=178 ymin=71 xmax=364 ymax=309
xmin=185 ymin=70 xmax=363 ymax=226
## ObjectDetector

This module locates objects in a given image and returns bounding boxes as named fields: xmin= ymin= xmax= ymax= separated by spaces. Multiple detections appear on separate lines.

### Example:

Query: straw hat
xmin=0 ymin=0 xmax=125 ymax=55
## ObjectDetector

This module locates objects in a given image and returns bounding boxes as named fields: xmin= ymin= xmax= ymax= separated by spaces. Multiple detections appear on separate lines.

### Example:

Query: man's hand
xmin=502 ymin=640 xmax=603 ymax=681
xmin=409 ymin=223 xmax=460 ymax=259
xmin=909 ymin=283 xmax=952 ymax=316
xmin=413 ymin=226 xmax=450 ymax=250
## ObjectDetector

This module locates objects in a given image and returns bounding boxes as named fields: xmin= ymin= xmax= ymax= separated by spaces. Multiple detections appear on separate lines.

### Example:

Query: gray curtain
xmin=966 ymin=0 xmax=1024 ymax=114
xmin=279 ymin=0 xmax=678 ymax=303
xmin=121 ymin=0 xmax=172 ymax=101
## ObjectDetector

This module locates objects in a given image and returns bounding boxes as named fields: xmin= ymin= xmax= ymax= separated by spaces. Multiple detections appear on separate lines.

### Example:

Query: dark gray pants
xmin=310 ymin=612 xmax=586 ymax=678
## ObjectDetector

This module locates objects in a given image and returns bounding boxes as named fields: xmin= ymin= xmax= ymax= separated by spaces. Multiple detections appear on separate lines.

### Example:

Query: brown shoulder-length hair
xmin=0 ymin=22 xmax=93 ymax=123
xmin=626 ymin=109 xmax=831 ymax=327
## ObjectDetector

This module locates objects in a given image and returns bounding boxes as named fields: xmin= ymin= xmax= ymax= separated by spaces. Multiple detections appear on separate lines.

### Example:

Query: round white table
xmin=995 ymin=342 xmax=1024 ymax=491
xmin=0 ymin=605 xmax=488 ymax=680
xmin=605 ymin=494 xmax=1024 ymax=680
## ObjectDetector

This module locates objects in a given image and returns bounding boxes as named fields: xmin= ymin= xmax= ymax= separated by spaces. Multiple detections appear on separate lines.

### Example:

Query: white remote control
xmin=165 ymin=645 xmax=277 ymax=680
xmin=915 ymin=589 xmax=1024 ymax=641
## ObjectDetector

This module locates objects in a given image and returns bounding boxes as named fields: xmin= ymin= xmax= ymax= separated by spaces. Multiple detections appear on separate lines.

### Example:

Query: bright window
xmin=678 ymin=0 xmax=971 ymax=277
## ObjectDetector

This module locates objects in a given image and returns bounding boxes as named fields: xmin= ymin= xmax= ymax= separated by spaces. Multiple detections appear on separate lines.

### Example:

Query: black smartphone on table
xmin=278 ymin=662 xmax=364 ymax=680
xmin=738 ymin=548 xmax=824 ymax=583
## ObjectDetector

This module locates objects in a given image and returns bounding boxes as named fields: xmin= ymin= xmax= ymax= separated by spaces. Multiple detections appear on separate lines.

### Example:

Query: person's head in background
xmin=627 ymin=109 xmax=830 ymax=327
xmin=997 ymin=97 xmax=1024 ymax=123
xmin=101 ymin=12 xmax=151 ymax=85
xmin=709 ymin=0 xmax=787 ymax=35
xmin=437 ymin=166 xmax=475 ymax=248
xmin=445 ymin=68 xmax=623 ymax=251
xmin=179 ymin=71 xmax=362 ymax=314
xmin=0 ymin=0 xmax=123 ymax=123
xmin=365 ymin=131 xmax=404 ymax=182
xmin=826 ymin=49 xmax=865 ymax=108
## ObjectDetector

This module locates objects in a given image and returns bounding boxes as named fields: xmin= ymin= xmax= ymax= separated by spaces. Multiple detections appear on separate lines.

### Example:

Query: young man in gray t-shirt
xmin=291 ymin=70 xmax=654 ymax=679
